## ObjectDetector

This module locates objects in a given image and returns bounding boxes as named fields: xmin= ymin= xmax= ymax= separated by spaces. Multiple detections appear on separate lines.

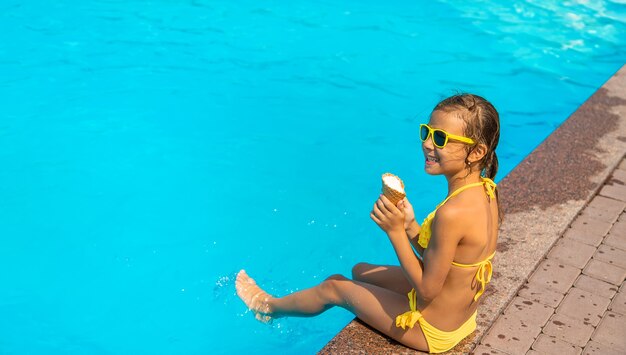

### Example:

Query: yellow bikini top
xmin=418 ymin=177 xmax=497 ymax=302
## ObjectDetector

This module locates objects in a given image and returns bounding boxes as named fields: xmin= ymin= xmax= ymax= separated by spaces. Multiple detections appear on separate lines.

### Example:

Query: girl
xmin=236 ymin=93 xmax=501 ymax=353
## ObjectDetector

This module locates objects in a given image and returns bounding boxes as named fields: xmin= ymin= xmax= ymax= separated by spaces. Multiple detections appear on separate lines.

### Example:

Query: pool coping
xmin=318 ymin=64 xmax=626 ymax=354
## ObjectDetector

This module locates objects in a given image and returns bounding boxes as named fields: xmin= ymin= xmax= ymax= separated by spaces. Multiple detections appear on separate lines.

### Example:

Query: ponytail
xmin=483 ymin=150 xmax=498 ymax=180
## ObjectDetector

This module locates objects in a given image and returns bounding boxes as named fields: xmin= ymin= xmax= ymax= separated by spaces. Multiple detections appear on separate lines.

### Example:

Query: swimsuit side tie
xmin=395 ymin=289 xmax=423 ymax=330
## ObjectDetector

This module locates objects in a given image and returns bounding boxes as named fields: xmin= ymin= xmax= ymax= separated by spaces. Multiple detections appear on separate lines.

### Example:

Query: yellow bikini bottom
xmin=396 ymin=290 xmax=477 ymax=353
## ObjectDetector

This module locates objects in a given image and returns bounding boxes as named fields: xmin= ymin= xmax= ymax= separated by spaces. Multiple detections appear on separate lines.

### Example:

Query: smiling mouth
xmin=426 ymin=156 xmax=439 ymax=163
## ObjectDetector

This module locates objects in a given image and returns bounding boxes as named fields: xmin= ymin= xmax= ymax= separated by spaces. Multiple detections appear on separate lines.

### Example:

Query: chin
xmin=424 ymin=165 xmax=442 ymax=175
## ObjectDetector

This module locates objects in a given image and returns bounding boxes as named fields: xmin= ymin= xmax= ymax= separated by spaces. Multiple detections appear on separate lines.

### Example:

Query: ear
xmin=468 ymin=143 xmax=488 ymax=164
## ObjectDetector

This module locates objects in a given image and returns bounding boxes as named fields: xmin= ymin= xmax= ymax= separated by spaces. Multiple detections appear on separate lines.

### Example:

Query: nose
xmin=422 ymin=132 xmax=435 ymax=150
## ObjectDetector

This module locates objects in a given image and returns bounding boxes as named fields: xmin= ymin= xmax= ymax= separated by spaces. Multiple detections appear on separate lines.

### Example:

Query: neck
xmin=445 ymin=169 xmax=483 ymax=196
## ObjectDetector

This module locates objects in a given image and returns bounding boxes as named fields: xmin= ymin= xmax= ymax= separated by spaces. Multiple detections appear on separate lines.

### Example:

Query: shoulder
xmin=435 ymin=197 xmax=474 ymax=224
xmin=432 ymin=199 xmax=474 ymax=239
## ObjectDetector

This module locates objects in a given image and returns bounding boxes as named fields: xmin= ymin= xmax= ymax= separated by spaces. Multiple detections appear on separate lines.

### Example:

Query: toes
xmin=235 ymin=270 xmax=253 ymax=294
xmin=245 ymin=275 xmax=257 ymax=286
xmin=236 ymin=270 xmax=257 ymax=286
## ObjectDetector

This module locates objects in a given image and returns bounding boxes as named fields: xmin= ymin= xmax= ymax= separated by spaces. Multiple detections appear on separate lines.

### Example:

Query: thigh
xmin=352 ymin=263 xmax=413 ymax=295
xmin=330 ymin=277 xmax=429 ymax=352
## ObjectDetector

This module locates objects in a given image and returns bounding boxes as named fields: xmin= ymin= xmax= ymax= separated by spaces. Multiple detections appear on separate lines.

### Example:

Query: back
xmin=421 ymin=184 xmax=499 ymax=331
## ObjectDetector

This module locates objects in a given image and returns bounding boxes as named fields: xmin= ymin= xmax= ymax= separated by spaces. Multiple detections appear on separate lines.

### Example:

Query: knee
xmin=351 ymin=262 xmax=371 ymax=280
xmin=325 ymin=273 xmax=349 ymax=282
xmin=320 ymin=274 xmax=348 ymax=304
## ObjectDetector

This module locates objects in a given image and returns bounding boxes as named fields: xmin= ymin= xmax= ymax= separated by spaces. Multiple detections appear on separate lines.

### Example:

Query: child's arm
xmin=389 ymin=205 xmax=461 ymax=308
xmin=372 ymin=194 xmax=455 ymax=306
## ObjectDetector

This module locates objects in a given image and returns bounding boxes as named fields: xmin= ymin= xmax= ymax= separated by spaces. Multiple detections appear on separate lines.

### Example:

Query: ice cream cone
xmin=382 ymin=173 xmax=406 ymax=206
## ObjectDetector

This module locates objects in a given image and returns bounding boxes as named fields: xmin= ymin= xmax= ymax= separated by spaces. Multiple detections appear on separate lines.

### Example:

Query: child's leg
xmin=351 ymin=262 xmax=413 ymax=295
xmin=235 ymin=270 xmax=429 ymax=352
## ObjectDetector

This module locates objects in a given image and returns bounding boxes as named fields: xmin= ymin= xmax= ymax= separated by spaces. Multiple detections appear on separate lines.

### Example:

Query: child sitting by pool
xmin=236 ymin=93 xmax=501 ymax=353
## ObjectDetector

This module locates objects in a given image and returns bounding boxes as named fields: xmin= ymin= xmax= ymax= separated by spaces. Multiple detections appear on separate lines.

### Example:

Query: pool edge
xmin=318 ymin=64 xmax=626 ymax=354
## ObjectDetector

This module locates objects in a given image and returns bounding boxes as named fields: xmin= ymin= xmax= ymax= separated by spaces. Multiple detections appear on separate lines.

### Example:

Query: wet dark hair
xmin=433 ymin=93 xmax=502 ymax=222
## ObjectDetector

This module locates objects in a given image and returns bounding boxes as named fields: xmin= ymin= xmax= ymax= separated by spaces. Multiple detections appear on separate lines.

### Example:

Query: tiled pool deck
xmin=319 ymin=65 xmax=626 ymax=354
xmin=475 ymin=159 xmax=626 ymax=355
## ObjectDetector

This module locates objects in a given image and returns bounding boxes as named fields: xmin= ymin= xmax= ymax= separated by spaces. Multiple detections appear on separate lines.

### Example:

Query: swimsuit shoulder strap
xmin=434 ymin=181 xmax=485 ymax=211
xmin=437 ymin=177 xmax=497 ymax=209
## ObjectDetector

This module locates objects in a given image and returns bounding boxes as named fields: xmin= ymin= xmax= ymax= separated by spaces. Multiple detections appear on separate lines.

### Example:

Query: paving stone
xmin=531 ymin=333 xmax=581 ymax=355
xmin=547 ymin=238 xmax=596 ymax=269
xmin=563 ymin=229 xmax=606 ymax=247
xmin=587 ymin=196 xmax=626 ymax=220
xmin=570 ymin=214 xmax=615 ymax=235
xmin=470 ymin=344 xmax=509 ymax=354
xmin=581 ymin=205 xmax=622 ymax=225
xmin=594 ymin=243 xmax=626 ymax=269
xmin=518 ymin=281 xmax=566 ymax=308
xmin=481 ymin=312 xmax=541 ymax=355
xmin=604 ymin=233 xmax=626 ymax=251
xmin=581 ymin=196 xmax=626 ymax=224
xmin=613 ymin=212 xmax=626 ymax=231
xmin=573 ymin=274 xmax=619 ymax=299
xmin=611 ymin=168 xmax=626 ymax=184
xmin=618 ymin=159 xmax=626 ymax=171
xmin=543 ymin=313 xmax=595 ymax=347
xmin=604 ymin=222 xmax=626 ymax=250
xmin=608 ymin=288 xmax=626 ymax=315
xmin=525 ymin=351 xmax=541 ymax=355
xmin=556 ymin=287 xmax=611 ymax=326
xmin=591 ymin=311 xmax=626 ymax=352
xmin=505 ymin=296 xmax=554 ymax=327
xmin=563 ymin=215 xmax=612 ymax=247
xmin=583 ymin=341 xmax=624 ymax=355
xmin=527 ymin=259 xmax=581 ymax=294
xmin=582 ymin=259 xmax=626 ymax=286
xmin=599 ymin=183 xmax=626 ymax=203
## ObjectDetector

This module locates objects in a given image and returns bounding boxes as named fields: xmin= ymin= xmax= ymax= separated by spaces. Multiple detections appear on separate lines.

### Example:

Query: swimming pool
xmin=0 ymin=0 xmax=625 ymax=353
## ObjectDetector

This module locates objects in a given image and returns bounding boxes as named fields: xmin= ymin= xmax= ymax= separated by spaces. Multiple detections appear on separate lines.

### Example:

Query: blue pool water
xmin=1 ymin=0 xmax=625 ymax=353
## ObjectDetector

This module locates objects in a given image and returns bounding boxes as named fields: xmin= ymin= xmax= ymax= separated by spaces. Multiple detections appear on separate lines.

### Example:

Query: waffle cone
xmin=381 ymin=173 xmax=406 ymax=206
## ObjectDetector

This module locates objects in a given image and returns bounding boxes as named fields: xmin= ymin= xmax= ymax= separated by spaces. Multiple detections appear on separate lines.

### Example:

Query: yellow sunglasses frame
xmin=420 ymin=124 xmax=475 ymax=148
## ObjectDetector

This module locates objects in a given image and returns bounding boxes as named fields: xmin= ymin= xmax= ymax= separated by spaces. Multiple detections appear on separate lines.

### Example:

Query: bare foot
xmin=235 ymin=270 xmax=274 ymax=324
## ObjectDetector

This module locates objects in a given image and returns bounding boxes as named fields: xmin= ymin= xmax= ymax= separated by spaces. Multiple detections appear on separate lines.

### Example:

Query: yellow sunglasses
xmin=419 ymin=124 xmax=475 ymax=148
